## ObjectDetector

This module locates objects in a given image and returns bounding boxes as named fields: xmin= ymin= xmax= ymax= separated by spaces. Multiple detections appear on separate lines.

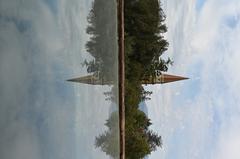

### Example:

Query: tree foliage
xmin=95 ymin=112 xmax=119 ymax=158
xmin=84 ymin=0 xmax=170 ymax=158
xmin=124 ymin=0 xmax=167 ymax=158
xmin=84 ymin=0 xmax=118 ymax=81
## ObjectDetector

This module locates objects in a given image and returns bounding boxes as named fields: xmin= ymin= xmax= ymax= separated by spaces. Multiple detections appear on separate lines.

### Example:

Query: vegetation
xmin=124 ymin=1 xmax=171 ymax=158
xmin=84 ymin=0 xmax=172 ymax=158
xmin=85 ymin=0 xmax=118 ymax=83
xmin=95 ymin=112 xmax=119 ymax=158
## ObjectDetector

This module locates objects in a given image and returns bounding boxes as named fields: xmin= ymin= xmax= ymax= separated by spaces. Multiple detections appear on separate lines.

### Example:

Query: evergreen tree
xmin=86 ymin=0 xmax=169 ymax=158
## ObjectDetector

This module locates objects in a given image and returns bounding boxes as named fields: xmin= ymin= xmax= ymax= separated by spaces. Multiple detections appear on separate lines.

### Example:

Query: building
xmin=67 ymin=71 xmax=188 ymax=85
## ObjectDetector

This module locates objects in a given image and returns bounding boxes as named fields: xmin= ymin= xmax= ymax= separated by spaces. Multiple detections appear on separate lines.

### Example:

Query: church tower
xmin=141 ymin=71 xmax=189 ymax=84
xmin=67 ymin=71 xmax=188 ymax=85
xmin=67 ymin=73 xmax=113 ymax=85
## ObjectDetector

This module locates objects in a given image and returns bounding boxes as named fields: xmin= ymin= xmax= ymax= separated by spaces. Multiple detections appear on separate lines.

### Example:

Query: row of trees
xmin=84 ymin=1 xmax=120 ymax=158
xmin=83 ymin=0 xmax=172 ymax=158
xmin=124 ymin=0 xmax=171 ymax=158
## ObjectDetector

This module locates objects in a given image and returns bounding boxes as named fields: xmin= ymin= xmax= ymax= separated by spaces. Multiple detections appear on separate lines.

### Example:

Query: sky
xmin=1 ymin=0 xmax=240 ymax=159
xmin=0 ymin=0 xmax=117 ymax=159
xmin=147 ymin=0 xmax=240 ymax=159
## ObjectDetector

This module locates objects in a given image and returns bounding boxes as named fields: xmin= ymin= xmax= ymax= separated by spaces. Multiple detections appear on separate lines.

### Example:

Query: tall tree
xmin=85 ymin=0 xmax=118 ymax=81
xmin=86 ymin=0 xmax=169 ymax=158
xmin=95 ymin=112 xmax=119 ymax=159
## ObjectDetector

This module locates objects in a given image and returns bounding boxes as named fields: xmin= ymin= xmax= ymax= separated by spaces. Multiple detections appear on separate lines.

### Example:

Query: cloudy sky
xmin=2 ymin=0 xmax=240 ymax=159
xmin=0 ymin=0 xmax=117 ymax=158
xmin=147 ymin=0 xmax=240 ymax=158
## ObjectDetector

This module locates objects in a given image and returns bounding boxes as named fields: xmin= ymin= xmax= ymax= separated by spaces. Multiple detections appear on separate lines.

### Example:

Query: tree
xmin=87 ymin=0 xmax=168 ymax=158
xmin=124 ymin=0 xmax=167 ymax=157
xmin=95 ymin=112 xmax=119 ymax=159
xmin=85 ymin=0 xmax=118 ymax=81
xmin=143 ymin=57 xmax=173 ymax=79
xmin=141 ymin=90 xmax=153 ymax=101
xmin=146 ymin=130 xmax=163 ymax=151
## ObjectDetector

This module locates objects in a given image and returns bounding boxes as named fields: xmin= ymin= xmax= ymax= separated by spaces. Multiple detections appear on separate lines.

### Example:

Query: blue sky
xmin=147 ymin=0 xmax=240 ymax=159
xmin=196 ymin=0 xmax=206 ymax=11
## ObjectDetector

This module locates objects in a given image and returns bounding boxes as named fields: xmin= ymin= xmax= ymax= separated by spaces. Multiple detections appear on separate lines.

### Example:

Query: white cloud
xmin=148 ymin=0 xmax=240 ymax=159
xmin=0 ymin=0 xmax=113 ymax=159
xmin=213 ymin=117 xmax=240 ymax=159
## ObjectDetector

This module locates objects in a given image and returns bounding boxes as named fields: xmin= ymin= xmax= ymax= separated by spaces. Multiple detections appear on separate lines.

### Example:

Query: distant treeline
xmin=84 ymin=0 xmax=172 ymax=158
xmin=125 ymin=0 xmax=171 ymax=158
